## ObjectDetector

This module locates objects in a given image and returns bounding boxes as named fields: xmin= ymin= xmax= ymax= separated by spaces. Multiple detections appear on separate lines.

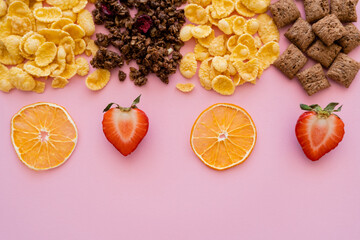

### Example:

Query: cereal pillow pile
xmin=272 ymin=0 xmax=360 ymax=96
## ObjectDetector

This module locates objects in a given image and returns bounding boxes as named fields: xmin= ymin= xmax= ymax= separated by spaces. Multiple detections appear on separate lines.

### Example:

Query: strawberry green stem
xmin=300 ymin=103 xmax=342 ymax=118
xmin=103 ymin=95 xmax=142 ymax=112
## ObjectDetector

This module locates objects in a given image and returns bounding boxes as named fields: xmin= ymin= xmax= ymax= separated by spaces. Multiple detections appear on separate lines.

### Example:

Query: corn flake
xmin=232 ymin=74 xmax=243 ymax=86
xmin=212 ymin=0 xmax=234 ymax=18
xmin=86 ymin=69 xmax=111 ymax=91
xmin=32 ymin=80 xmax=45 ymax=93
xmin=254 ymin=36 xmax=262 ymax=49
xmin=0 ymin=63 xmax=13 ymax=93
xmin=51 ymin=60 xmax=64 ymax=75
xmin=9 ymin=67 xmax=36 ymax=91
xmin=212 ymin=56 xmax=228 ymax=73
xmin=62 ymin=23 xmax=85 ymax=39
xmin=0 ymin=35 xmax=24 ymax=65
xmin=51 ymin=18 xmax=73 ymax=29
xmin=234 ymin=0 xmax=255 ymax=17
xmin=51 ymin=76 xmax=69 ymax=88
xmin=9 ymin=16 xmax=33 ymax=36
xmin=245 ymin=19 xmax=259 ymax=35
xmin=208 ymin=35 xmax=227 ymax=56
xmin=72 ymin=0 xmax=87 ymax=13
xmin=210 ymin=6 xmax=226 ymax=20
xmin=75 ymin=57 xmax=89 ymax=76
xmin=62 ymin=10 xmax=77 ymax=22
xmin=180 ymin=52 xmax=197 ymax=79
xmin=0 ymin=0 xmax=7 ymax=18
xmin=30 ymin=1 xmax=43 ymax=11
xmin=63 ymin=43 xmax=75 ymax=64
xmin=48 ymin=62 xmax=59 ymax=72
xmin=188 ymin=0 xmax=212 ymax=8
xmin=257 ymin=13 xmax=279 ymax=44
xmin=226 ymin=35 xmax=239 ymax=52
xmin=8 ymin=1 xmax=35 ymax=27
xmin=218 ymin=16 xmax=237 ymax=35
xmin=198 ymin=58 xmax=212 ymax=90
xmin=19 ymin=31 xmax=35 ymax=59
xmin=176 ymin=83 xmax=195 ymax=93
xmin=194 ymin=43 xmax=210 ymax=61
xmin=35 ymin=42 xmax=57 ymax=66
xmin=232 ymin=16 xmax=246 ymax=35
xmin=238 ymin=33 xmax=257 ymax=57
xmin=233 ymin=58 xmax=259 ymax=82
xmin=180 ymin=24 xmax=194 ymax=42
xmin=257 ymin=67 xmax=264 ymax=79
xmin=84 ymin=38 xmax=98 ymax=57
xmin=210 ymin=64 xmax=221 ymax=80
xmin=0 ymin=18 xmax=12 ymax=40
xmin=206 ymin=6 xmax=219 ymax=26
xmin=38 ymin=28 xmax=70 ymax=44
xmin=46 ymin=0 xmax=79 ymax=11
xmin=256 ymin=41 xmax=280 ymax=70
xmin=34 ymin=7 xmax=62 ymax=23
xmin=73 ymin=39 xmax=85 ymax=55
xmin=59 ymin=36 xmax=75 ymax=50
xmin=60 ymin=64 xmax=77 ymax=79
xmin=24 ymin=33 xmax=46 ymax=55
xmin=224 ymin=55 xmax=237 ymax=76
xmin=184 ymin=4 xmax=208 ymax=25
xmin=77 ymin=9 xmax=95 ymax=36
xmin=24 ymin=61 xmax=51 ymax=77
xmin=0 ymin=40 xmax=5 ymax=57
xmin=211 ymin=75 xmax=235 ymax=95
xmin=230 ymin=43 xmax=249 ymax=61
xmin=198 ymin=29 xmax=215 ymax=48
xmin=57 ymin=45 xmax=67 ymax=60
xmin=240 ymin=0 xmax=270 ymax=14
xmin=191 ymin=25 xmax=212 ymax=39
xmin=35 ymin=20 xmax=48 ymax=31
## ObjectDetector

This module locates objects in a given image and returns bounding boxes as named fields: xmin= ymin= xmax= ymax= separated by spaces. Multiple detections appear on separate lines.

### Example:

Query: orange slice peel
xmin=190 ymin=103 xmax=256 ymax=170
xmin=11 ymin=102 xmax=78 ymax=170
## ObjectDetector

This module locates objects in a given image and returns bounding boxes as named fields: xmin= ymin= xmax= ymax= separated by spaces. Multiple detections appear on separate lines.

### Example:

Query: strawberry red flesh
xmin=102 ymin=96 xmax=149 ymax=156
xmin=295 ymin=103 xmax=345 ymax=161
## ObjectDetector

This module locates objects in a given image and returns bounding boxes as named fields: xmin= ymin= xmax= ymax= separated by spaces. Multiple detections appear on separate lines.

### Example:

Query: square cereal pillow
xmin=269 ymin=0 xmax=300 ymax=28
xmin=338 ymin=23 xmax=360 ymax=54
xmin=306 ymin=40 xmax=342 ymax=68
xmin=331 ymin=0 xmax=358 ymax=23
xmin=327 ymin=53 xmax=360 ymax=88
xmin=296 ymin=63 xmax=331 ymax=96
xmin=274 ymin=44 xmax=308 ymax=79
xmin=285 ymin=17 xmax=315 ymax=52
xmin=304 ymin=0 xmax=330 ymax=23
xmin=312 ymin=14 xmax=348 ymax=46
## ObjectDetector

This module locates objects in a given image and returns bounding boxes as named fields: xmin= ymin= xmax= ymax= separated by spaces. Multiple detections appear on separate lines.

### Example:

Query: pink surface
xmin=1 ymin=2 xmax=360 ymax=240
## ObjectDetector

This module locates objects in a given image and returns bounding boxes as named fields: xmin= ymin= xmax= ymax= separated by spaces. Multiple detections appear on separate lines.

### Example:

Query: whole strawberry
xmin=102 ymin=95 xmax=149 ymax=156
xmin=295 ymin=103 xmax=345 ymax=161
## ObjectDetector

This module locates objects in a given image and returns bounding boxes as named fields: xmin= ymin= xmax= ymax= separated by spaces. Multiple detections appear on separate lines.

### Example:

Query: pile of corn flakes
xmin=178 ymin=0 xmax=280 ymax=95
xmin=0 ymin=0 xmax=99 ymax=93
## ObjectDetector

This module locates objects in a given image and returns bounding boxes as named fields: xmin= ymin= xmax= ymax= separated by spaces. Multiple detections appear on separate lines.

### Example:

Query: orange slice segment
xmin=11 ymin=102 xmax=78 ymax=170
xmin=190 ymin=103 xmax=256 ymax=170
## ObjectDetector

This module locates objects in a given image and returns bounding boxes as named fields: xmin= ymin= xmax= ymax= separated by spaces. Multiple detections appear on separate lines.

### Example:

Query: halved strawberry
xmin=295 ymin=103 xmax=345 ymax=161
xmin=102 ymin=95 xmax=149 ymax=156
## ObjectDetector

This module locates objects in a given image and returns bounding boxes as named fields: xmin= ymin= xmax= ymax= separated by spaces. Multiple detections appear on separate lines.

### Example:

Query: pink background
xmin=1 ymin=1 xmax=360 ymax=239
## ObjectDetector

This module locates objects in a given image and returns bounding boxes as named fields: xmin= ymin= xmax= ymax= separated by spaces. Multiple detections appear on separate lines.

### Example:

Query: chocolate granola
xmin=92 ymin=0 xmax=187 ymax=86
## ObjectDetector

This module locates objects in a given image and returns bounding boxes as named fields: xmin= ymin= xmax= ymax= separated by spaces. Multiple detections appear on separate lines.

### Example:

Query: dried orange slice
xmin=11 ymin=103 xmax=78 ymax=170
xmin=190 ymin=103 xmax=256 ymax=170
